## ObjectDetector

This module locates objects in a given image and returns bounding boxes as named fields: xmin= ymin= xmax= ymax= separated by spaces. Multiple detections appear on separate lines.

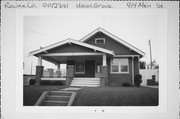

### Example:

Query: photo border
xmin=1 ymin=1 xmax=179 ymax=119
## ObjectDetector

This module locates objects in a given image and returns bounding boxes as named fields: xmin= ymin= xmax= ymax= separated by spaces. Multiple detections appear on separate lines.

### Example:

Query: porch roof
xmin=29 ymin=38 xmax=114 ymax=56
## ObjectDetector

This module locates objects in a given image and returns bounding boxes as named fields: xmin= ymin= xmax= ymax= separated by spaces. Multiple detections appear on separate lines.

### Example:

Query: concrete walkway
xmin=61 ymin=87 xmax=82 ymax=91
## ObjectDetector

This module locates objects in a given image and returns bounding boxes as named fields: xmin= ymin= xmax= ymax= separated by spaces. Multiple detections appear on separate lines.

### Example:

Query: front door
xmin=74 ymin=60 xmax=95 ymax=77
xmin=85 ymin=60 xmax=95 ymax=77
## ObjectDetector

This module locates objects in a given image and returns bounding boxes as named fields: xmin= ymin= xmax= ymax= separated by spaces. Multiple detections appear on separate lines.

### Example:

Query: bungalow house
xmin=29 ymin=27 xmax=145 ymax=87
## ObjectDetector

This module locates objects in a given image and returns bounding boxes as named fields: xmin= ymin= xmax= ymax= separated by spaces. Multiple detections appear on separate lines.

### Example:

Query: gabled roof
xmin=29 ymin=38 xmax=114 ymax=56
xmin=80 ymin=27 xmax=145 ymax=56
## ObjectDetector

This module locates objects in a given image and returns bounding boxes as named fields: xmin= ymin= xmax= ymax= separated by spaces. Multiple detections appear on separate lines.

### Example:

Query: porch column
xmin=57 ymin=64 xmax=60 ymax=70
xmin=100 ymin=66 xmax=108 ymax=87
xmin=66 ymin=65 xmax=74 ymax=87
xmin=35 ymin=66 xmax=44 ymax=85
xmin=102 ymin=54 xmax=107 ymax=66
xmin=37 ymin=56 xmax=42 ymax=66
xmin=36 ymin=56 xmax=43 ymax=85
xmin=57 ymin=64 xmax=61 ymax=77
xmin=132 ymin=57 xmax=134 ymax=85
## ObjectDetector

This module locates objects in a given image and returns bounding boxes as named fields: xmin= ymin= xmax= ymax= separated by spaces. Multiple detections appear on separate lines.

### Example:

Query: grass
xmin=72 ymin=87 xmax=158 ymax=106
xmin=23 ymin=85 xmax=65 ymax=106
xmin=24 ymin=86 xmax=158 ymax=106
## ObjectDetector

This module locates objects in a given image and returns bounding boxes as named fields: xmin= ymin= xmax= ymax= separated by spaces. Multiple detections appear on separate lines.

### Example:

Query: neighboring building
xmin=29 ymin=27 xmax=145 ymax=87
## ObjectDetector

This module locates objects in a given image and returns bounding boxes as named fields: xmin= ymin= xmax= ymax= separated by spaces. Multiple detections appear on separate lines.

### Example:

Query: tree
xmin=140 ymin=61 xmax=146 ymax=69
xmin=147 ymin=59 xmax=159 ymax=69
xmin=152 ymin=59 xmax=159 ymax=69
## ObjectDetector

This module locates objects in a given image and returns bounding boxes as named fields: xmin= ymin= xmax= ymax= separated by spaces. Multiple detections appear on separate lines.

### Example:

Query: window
xmin=95 ymin=38 xmax=105 ymax=44
xmin=75 ymin=60 xmax=85 ymax=74
xmin=111 ymin=58 xmax=129 ymax=73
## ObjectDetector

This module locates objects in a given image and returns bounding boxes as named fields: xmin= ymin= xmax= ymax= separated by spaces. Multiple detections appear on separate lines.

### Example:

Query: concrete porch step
xmin=71 ymin=83 xmax=100 ymax=85
xmin=70 ymin=84 xmax=100 ymax=87
xmin=46 ymin=95 xmax=70 ymax=101
xmin=74 ymin=78 xmax=100 ymax=80
xmin=71 ymin=77 xmax=100 ymax=87
xmin=71 ymin=80 xmax=100 ymax=82
xmin=49 ymin=91 xmax=72 ymax=96
xmin=35 ymin=90 xmax=77 ymax=106
xmin=42 ymin=100 xmax=68 ymax=106
xmin=71 ymin=81 xmax=100 ymax=83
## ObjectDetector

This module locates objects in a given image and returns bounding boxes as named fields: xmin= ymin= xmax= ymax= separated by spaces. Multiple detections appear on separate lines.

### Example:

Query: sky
xmin=24 ymin=9 xmax=160 ymax=74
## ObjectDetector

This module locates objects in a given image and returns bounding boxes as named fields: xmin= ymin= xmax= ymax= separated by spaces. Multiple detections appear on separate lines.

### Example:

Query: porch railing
xmin=42 ymin=68 xmax=66 ymax=78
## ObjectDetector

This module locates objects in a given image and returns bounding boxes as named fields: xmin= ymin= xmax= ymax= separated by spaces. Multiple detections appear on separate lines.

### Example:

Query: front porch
xmin=35 ymin=52 xmax=110 ymax=87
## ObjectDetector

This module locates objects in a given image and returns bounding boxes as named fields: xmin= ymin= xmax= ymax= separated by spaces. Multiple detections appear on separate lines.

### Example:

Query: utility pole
xmin=149 ymin=39 xmax=152 ymax=69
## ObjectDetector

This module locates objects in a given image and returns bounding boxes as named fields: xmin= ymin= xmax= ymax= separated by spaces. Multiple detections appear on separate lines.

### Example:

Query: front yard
xmin=72 ymin=87 xmax=158 ymax=106
xmin=24 ymin=86 xmax=158 ymax=106
xmin=23 ymin=85 xmax=65 ymax=106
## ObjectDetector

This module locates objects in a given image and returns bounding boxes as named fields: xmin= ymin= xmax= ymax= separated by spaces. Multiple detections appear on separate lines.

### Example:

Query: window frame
xmin=75 ymin=60 xmax=85 ymax=74
xmin=95 ymin=38 xmax=105 ymax=44
xmin=110 ymin=58 xmax=129 ymax=74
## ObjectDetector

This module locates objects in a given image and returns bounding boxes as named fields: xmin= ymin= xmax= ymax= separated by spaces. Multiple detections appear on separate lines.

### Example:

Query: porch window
xmin=75 ymin=60 xmax=85 ymax=74
xmin=111 ymin=58 xmax=129 ymax=73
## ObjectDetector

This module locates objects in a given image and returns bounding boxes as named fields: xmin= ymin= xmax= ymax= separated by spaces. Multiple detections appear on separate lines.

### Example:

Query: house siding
xmin=107 ymin=57 xmax=139 ymax=86
xmin=85 ymin=32 xmax=139 ymax=55
xmin=47 ymin=43 xmax=94 ymax=53
xmin=134 ymin=57 xmax=140 ymax=75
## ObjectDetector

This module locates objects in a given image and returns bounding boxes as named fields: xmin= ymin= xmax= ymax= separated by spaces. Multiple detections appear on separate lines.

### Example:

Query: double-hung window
xmin=75 ymin=60 xmax=85 ymax=74
xmin=111 ymin=58 xmax=129 ymax=73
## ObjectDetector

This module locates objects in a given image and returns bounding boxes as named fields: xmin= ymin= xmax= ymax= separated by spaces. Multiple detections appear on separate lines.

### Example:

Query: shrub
xmin=29 ymin=79 xmax=35 ymax=85
xmin=40 ymin=80 xmax=63 ymax=85
xmin=122 ymin=83 xmax=131 ymax=87
xmin=134 ymin=74 xmax=142 ymax=87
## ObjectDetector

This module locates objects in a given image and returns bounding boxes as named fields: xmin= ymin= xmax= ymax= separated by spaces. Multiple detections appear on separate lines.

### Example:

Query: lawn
xmin=72 ymin=87 xmax=158 ymax=106
xmin=23 ymin=85 xmax=65 ymax=106
xmin=24 ymin=86 xmax=158 ymax=106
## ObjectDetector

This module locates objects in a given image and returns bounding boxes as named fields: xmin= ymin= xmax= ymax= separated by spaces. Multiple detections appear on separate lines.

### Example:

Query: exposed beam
xmin=40 ymin=52 xmax=105 ymax=57
xmin=42 ymin=57 xmax=60 ymax=65
xmin=115 ymin=55 xmax=140 ymax=57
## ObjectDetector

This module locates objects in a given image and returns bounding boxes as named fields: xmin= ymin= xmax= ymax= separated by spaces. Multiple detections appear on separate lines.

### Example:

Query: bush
xmin=40 ymin=80 xmax=63 ymax=85
xmin=134 ymin=74 xmax=142 ymax=87
xmin=29 ymin=79 xmax=36 ymax=85
xmin=122 ymin=83 xmax=131 ymax=87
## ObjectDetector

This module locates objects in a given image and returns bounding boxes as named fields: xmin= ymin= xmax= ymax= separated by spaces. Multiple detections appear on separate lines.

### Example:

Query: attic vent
xmin=95 ymin=38 xmax=105 ymax=44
